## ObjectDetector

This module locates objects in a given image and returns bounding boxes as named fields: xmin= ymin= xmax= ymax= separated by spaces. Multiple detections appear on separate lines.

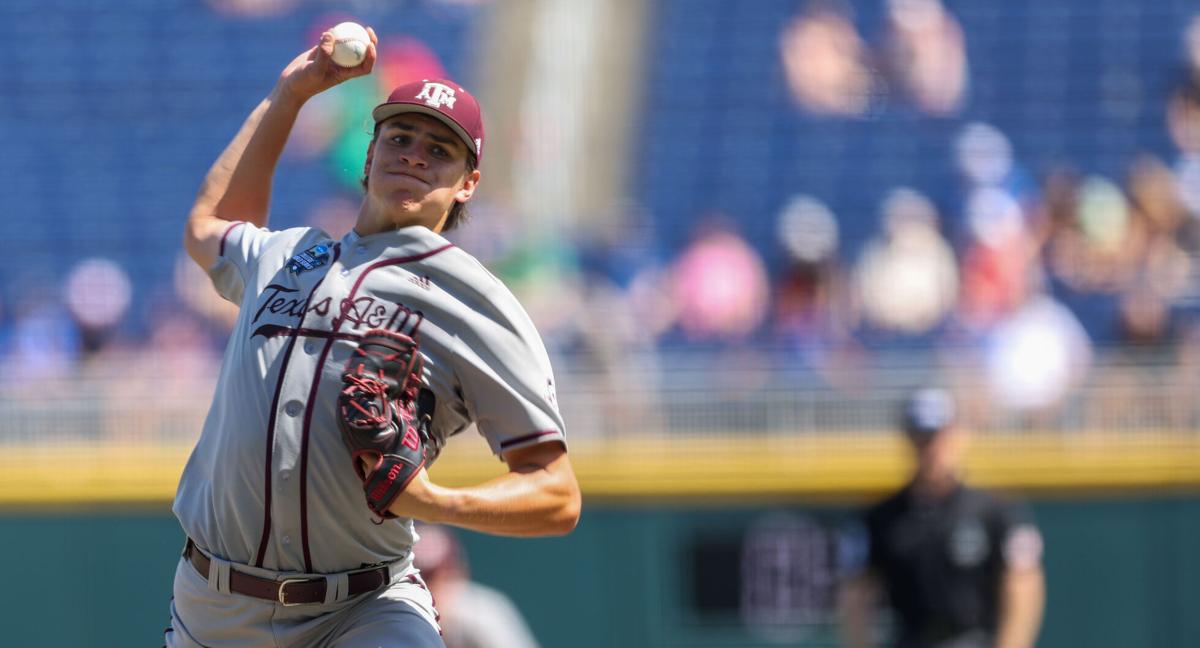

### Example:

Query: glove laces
xmin=342 ymin=370 xmax=392 ymax=428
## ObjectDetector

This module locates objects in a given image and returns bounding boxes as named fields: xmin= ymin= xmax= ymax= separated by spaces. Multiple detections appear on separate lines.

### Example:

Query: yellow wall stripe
xmin=1 ymin=431 xmax=1197 ymax=507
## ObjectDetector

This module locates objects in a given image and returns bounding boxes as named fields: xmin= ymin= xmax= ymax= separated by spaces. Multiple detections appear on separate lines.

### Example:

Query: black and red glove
xmin=337 ymin=329 xmax=429 ymax=518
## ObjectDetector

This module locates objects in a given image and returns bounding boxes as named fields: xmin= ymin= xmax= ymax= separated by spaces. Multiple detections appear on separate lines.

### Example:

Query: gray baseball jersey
xmin=172 ymin=222 xmax=566 ymax=575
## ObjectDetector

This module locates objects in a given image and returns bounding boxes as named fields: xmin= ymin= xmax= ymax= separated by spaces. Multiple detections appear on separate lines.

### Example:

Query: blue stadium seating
xmin=1 ymin=0 xmax=1196 ymax=344
xmin=636 ymin=0 xmax=1197 ymax=342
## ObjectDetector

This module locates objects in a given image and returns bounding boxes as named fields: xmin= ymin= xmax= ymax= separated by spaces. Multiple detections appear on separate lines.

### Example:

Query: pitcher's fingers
xmin=316 ymin=31 xmax=335 ymax=59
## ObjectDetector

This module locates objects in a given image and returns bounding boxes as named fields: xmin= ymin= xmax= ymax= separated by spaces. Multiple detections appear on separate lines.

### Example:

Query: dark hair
xmin=361 ymin=126 xmax=477 ymax=232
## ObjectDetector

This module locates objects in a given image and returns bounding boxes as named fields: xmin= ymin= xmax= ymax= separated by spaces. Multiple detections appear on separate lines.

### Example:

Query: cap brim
xmin=372 ymin=103 xmax=477 ymax=161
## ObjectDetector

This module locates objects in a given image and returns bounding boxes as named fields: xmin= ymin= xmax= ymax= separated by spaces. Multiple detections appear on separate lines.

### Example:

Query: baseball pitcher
xmin=165 ymin=26 xmax=581 ymax=647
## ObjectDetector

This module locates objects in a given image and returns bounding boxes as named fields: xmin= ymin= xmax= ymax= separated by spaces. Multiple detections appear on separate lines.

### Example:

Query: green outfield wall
xmin=1 ymin=496 xmax=1196 ymax=647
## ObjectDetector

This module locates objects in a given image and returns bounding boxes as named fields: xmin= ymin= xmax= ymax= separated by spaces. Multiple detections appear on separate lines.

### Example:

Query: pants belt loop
xmin=205 ymin=551 xmax=233 ymax=595
xmin=325 ymin=572 xmax=350 ymax=605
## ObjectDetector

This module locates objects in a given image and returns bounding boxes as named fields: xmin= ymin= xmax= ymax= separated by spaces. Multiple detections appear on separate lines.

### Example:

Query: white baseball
xmin=329 ymin=22 xmax=370 ymax=68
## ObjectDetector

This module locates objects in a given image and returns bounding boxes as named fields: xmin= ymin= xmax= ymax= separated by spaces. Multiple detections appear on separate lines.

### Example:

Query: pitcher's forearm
xmin=419 ymin=471 xmax=580 ymax=536
xmin=392 ymin=445 xmax=581 ymax=537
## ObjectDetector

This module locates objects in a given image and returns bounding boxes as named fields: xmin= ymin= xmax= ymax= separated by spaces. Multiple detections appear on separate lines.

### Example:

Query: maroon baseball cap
xmin=371 ymin=78 xmax=484 ymax=165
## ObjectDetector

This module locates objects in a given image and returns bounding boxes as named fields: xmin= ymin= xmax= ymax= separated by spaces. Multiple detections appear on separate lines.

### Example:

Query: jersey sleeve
xmin=206 ymin=221 xmax=269 ymax=305
xmin=994 ymin=497 xmax=1044 ymax=571
xmin=206 ymin=222 xmax=304 ymax=305
xmin=450 ymin=321 xmax=566 ymax=457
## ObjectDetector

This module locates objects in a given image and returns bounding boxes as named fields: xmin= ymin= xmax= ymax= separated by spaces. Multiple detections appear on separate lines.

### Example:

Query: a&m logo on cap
xmin=415 ymin=82 xmax=458 ymax=110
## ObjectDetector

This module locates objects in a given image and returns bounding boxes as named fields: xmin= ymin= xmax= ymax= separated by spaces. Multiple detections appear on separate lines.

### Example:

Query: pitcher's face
xmin=365 ymin=113 xmax=479 ymax=230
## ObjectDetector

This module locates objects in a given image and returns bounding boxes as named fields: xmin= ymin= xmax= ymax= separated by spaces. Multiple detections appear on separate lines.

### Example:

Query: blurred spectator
xmin=955 ymin=123 xmax=1013 ymax=187
xmin=780 ymin=0 xmax=876 ymax=117
xmin=1168 ymin=80 xmax=1200 ymax=156
xmin=955 ymin=188 xmax=1039 ymax=333
xmin=1123 ymin=155 xmax=1193 ymax=304
xmin=206 ymin=0 xmax=296 ymax=18
xmin=3 ymin=292 xmax=81 ymax=385
xmin=415 ymin=525 xmax=541 ymax=648
xmin=670 ymin=218 xmax=770 ymax=345
xmin=1027 ymin=166 xmax=1079 ymax=248
xmin=1186 ymin=13 xmax=1200 ymax=81
xmin=1115 ymin=285 xmax=1171 ymax=348
xmin=1168 ymin=17 xmax=1200 ymax=217
xmin=772 ymin=195 xmax=865 ymax=388
xmin=879 ymin=0 xmax=969 ymax=116
xmin=982 ymin=284 xmax=1093 ymax=425
xmin=63 ymin=257 xmax=132 ymax=355
xmin=1172 ymin=153 xmax=1200 ymax=218
xmin=1127 ymin=154 xmax=1188 ymax=239
xmin=1042 ymin=175 xmax=1142 ymax=298
xmin=854 ymin=188 xmax=958 ymax=336
xmin=952 ymin=122 xmax=1041 ymax=207
xmin=1168 ymin=15 xmax=1200 ymax=154
xmin=777 ymin=196 xmax=840 ymax=273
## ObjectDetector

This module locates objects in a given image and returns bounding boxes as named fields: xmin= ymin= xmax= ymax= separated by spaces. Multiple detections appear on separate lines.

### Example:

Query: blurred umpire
xmin=838 ymin=388 xmax=1045 ymax=648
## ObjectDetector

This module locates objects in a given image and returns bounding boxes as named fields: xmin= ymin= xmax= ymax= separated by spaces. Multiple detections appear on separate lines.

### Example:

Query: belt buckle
xmin=277 ymin=578 xmax=308 ymax=607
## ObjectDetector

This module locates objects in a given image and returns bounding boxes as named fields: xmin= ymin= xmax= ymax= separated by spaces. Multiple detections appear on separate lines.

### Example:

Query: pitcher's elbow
xmin=562 ymin=494 xmax=583 ymax=534
xmin=548 ymin=486 xmax=582 ymax=535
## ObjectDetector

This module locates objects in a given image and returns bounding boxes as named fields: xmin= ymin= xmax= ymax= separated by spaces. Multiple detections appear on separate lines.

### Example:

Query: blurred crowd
xmin=2 ymin=1 xmax=1200 ymax=438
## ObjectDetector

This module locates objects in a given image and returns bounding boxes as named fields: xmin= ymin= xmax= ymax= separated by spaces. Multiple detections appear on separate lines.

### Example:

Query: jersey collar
xmin=343 ymin=224 xmax=451 ymax=254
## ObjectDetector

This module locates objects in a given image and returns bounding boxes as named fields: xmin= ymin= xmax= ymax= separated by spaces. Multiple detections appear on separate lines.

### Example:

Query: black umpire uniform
xmin=840 ymin=389 xmax=1045 ymax=648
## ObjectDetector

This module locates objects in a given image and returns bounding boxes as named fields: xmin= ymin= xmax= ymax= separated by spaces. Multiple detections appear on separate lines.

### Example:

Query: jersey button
xmin=340 ymin=268 xmax=351 ymax=277
xmin=282 ymin=535 xmax=291 ymax=546
xmin=284 ymin=400 xmax=303 ymax=417
xmin=303 ymin=341 xmax=316 ymax=354
xmin=280 ymin=469 xmax=291 ymax=482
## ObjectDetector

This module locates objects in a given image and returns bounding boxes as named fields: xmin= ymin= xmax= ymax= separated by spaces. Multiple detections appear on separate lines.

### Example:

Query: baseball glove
xmin=337 ymin=328 xmax=430 ymax=518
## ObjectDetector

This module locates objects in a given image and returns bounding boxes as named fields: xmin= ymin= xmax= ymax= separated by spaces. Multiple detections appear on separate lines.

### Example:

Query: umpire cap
xmin=900 ymin=388 xmax=956 ymax=440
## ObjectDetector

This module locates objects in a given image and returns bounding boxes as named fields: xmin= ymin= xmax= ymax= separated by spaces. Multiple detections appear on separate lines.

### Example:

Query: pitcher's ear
xmin=456 ymin=169 xmax=481 ymax=203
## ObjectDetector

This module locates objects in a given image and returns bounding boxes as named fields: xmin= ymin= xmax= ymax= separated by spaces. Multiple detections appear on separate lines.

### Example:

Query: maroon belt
xmin=184 ymin=539 xmax=389 ymax=606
